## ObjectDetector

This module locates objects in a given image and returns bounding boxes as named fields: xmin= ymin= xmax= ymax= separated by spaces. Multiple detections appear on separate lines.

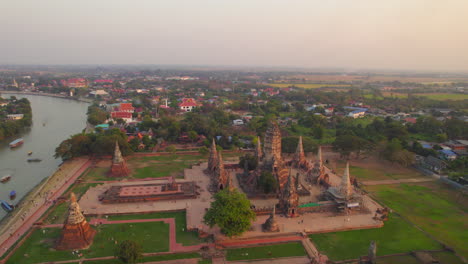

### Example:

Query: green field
xmin=269 ymin=83 xmax=351 ymax=89
xmin=365 ymin=183 xmax=468 ymax=258
xmin=226 ymin=242 xmax=307 ymax=261
xmin=7 ymin=222 xmax=170 ymax=264
xmin=310 ymin=214 xmax=442 ymax=261
xmin=82 ymin=167 xmax=109 ymax=181
xmin=83 ymin=252 xmax=203 ymax=264
xmin=364 ymin=92 xmax=468 ymax=101
xmin=107 ymin=211 xmax=204 ymax=246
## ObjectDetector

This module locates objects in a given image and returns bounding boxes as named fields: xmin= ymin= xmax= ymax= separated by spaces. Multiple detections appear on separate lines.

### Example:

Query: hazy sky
xmin=1 ymin=0 xmax=468 ymax=71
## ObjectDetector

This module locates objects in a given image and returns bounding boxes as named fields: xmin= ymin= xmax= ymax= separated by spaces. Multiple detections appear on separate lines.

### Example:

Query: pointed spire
xmin=297 ymin=136 xmax=304 ymax=156
xmin=226 ymin=173 xmax=235 ymax=192
xmin=255 ymin=136 xmax=263 ymax=161
xmin=66 ymin=192 xmax=85 ymax=225
xmin=340 ymin=162 xmax=352 ymax=198
xmin=271 ymin=205 xmax=276 ymax=218
xmin=112 ymin=141 xmax=124 ymax=164
xmin=293 ymin=136 xmax=306 ymax=168
xmin=317 ymin=146 xmax=322 ymax=166
xmin=208 ymin=138 xmax=219 ymax=171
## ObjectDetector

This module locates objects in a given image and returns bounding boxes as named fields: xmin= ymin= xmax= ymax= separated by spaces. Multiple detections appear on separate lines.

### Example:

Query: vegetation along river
xmin=0 ymin=93 xmax=88 ymax=220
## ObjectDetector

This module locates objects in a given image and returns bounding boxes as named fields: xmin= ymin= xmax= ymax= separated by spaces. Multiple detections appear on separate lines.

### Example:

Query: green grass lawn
xmin=7 ymin=222 xmax=170 ymax=264
xmin=226 ymin=242 xmax=307 ymax=261
xmin=133 ymin=162 xmax=190 ymax=179
xmin=334 ymin=162 xmax=423 ymax=181
xmin=309 ymin=214 xmax=442 ymax=261
xmin=83 ymin=252 xmax=202 ymax=264
xmin=82 ymin=167 xmax=109 ymax=181
xmin=43 ymin=183 xmax=102 ymax=224
xmin=107 ymin=211 xmax=204 ymax=246
xmin=377 ymin=255 xmax=420 ymax=264
xmin=431 ymin=251 xmax=466 ymax=264
xmin=365 ymin=183 xmax=468 ymax=258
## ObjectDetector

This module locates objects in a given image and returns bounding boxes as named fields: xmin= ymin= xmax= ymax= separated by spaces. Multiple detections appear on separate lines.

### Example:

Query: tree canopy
xmin=204 ymin=189 xmax=256 ymax=237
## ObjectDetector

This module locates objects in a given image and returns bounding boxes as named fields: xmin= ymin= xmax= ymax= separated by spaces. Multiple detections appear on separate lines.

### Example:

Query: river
xmin=0 ymin=93 xmax=88 ymax=220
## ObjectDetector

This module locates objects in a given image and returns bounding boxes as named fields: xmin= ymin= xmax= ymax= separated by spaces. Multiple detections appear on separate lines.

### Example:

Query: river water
xmin=0 ymin=93 xmax=88 ymax=220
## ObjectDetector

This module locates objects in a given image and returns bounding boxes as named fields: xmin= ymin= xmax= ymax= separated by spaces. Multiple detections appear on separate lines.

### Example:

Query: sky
xmin=1 ymin=0 xmax=468 ymax=72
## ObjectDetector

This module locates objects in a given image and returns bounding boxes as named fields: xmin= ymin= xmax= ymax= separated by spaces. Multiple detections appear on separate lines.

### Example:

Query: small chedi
xmin=109 ymin=141 xmax=130 ymax=177
xmin=262 ymin=206 xmax=280 ymax=232
xmin=56 ymin=193 xmax=96 ymax=250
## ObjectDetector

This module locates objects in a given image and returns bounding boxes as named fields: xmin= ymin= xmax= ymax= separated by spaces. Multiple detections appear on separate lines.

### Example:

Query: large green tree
xmin=204 ymin=189 xmax=256 ymax=237
xmin=115 ymin=240 xmax=142 ymax=264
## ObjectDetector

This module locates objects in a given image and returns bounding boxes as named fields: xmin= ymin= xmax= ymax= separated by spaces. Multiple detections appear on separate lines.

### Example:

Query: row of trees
xmin=0 ymin=97 xmax=32 ymax=141
xmin=54 ymin=128 xmax=132 ymax=160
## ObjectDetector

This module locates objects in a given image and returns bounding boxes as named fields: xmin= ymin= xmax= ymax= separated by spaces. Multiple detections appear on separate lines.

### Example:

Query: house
xmin=419 ymin=155 xmax=447 ymax=174
xmin=0 ymin=102 xmax=8 ymax=107
xmin=439 ymin=149 xmax=457 ymax=161
xmin=6 ymin=114 xmax=24 ymax=120
xmin=89 ymin=90 xmax=109 ymax=97
xmin=404 ymin=117 xmax=417 ymax=124
xmin=179 ymin=98 xmax=198 ymax=112
xmin=61 ymin=78 xmax=88 ymax=88
xmin=111 ymin=112 xmax=133 ymax=123
xmin=119 ymin=103 xmax=135 ymax=113
xmin=232 ymin=119 xmax=244 ymax=126
xmin=348 ymin=108 xmax=367 ymax=118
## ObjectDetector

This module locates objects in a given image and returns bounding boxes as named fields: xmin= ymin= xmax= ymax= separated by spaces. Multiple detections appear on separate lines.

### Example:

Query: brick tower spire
xmin=56 ymin=193 xmax=96 ymax=250
xmin=281 ymin=171 xmax=299 ymax=217
xmin=255 ymin=136 xmax=263 ymax=162
xmin=292 ymin=136 xmax=308 ymax=169
xmin=208 ymin=138 xmax=218 ymax=172
xmin=340 ymin=162 xmax=352 ymax=199
xmin=109 ymin=141 xmax=130 ymax=177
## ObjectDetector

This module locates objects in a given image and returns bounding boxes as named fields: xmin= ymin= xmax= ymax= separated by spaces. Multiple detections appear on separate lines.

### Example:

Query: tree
xmin=115 ymin=240 xmax=142 ymax=264
xmin=204 ymin=189 xmax=256 ymax=237
xmin=258 ymin=171 xmax=278 ymax=194
xmin=188 ymin=130 xmax=198 ymax=143
xmin=165 ymin=145 xmax=176 ymax=154
xmin=239 ymin=154 xmax=258 ymax=171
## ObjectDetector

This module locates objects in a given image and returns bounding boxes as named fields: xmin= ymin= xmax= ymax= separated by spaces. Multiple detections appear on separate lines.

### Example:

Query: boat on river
xmin=9 ymin=190 xmax=16 ymax=200
xmin=9 ymin=138 xmax=24 ymax=148
xmin=27 ymin=158 xmax=42 ymax=162
xmin=1 ymin=200 xmax=14 ymax=212
xmin=1 ymin=175 xmax=11 ymax=183
xmin=28 ymin=151 xmax=33 ymax=155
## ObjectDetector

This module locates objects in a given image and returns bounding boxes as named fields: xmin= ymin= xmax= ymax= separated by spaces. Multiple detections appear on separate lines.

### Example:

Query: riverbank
xmin=0 ymin=158 xmax=90 ymax=258
xmin=0 ymin=91 xmax=93 ymax=103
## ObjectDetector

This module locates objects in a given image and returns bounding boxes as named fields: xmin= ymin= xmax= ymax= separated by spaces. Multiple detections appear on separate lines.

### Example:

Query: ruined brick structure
xmin=56 ymin=193 xmax=96 ymax=250
xmin=262 ymin=206 xmax=280 ymax=232
xmin=280 ymin=172 xmax=300 ymax=217
xmin=207 ymin=138 xmax=218 ymax=172
xmin=291 ymin=136 xmax=309 ymax=170
xmin=109 ymin=141 xmax=130 ymax=177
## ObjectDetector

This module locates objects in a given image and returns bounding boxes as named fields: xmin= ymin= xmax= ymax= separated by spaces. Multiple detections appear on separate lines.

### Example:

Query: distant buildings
xmin=179 ymin=98 xmax=198 ymax=112
xmin=61 ymin=78 xmax=88 ymax=88
xmin=6 ymin=114 xmax=24 ymax=120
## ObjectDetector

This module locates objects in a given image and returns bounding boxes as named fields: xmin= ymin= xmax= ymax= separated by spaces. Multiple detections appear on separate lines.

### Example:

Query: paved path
xmin=362 ymin=178 xmax=434 ymax=186
xmin=0 ymin=158 xmax=91 ymax=259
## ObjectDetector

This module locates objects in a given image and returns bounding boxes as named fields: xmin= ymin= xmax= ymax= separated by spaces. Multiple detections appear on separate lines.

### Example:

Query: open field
xmin=364 ymin=182 xmax=468 ymax=258
xmin=7 ymin=221 xmax=170 ymax=264
xmin=226 ymin=242 xmax=307 ymax=261
xmin=332 ymin=157 xmax=424 ymax=181
xmin=310 ymin=214 xmax=442 ymax=261
xmin=269 ymin=83 xmax=351 ymax=89
xmin=107 ymin=211 xmax=204 ymax=246
xmin=368 ymin=92 xmax=468 ymax=100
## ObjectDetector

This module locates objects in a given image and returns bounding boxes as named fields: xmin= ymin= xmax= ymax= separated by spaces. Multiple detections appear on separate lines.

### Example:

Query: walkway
xmin=362 ymin=178 xmax=434 ymax=186
xmin=0 ymin=158 xmax=92 ymax=259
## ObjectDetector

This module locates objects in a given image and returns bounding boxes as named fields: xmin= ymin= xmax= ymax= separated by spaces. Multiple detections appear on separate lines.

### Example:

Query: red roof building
xmin=111 ymin=112 xmax=133 ymax=123
xmin=61 ymin=78 xmax=88 ymax=88
xmin=119 ymin=103 xmax=135 ymax=113
xmin=179 ymin=98 xmax=198 ymax=112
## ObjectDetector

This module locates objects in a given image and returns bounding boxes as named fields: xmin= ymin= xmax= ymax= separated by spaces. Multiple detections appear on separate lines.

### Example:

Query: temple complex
xmin=56 ymin=193 xmax=96 ymax=250
xmin=109 ymin=141 xmax=130 ymax=177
